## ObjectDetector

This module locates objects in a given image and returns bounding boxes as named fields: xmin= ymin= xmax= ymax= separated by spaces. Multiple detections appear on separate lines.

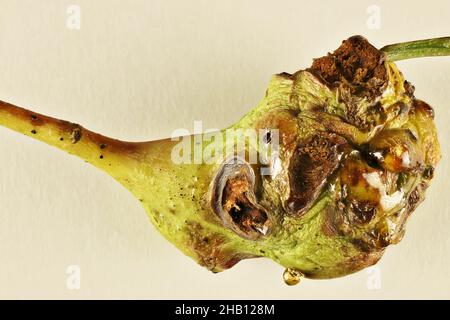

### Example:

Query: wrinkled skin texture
xmin=0 ymin=36 xmax=441 ymax=279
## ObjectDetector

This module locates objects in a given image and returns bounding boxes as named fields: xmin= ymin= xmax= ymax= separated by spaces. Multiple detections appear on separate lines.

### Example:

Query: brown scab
xmin=329 ymin=251 xmax=383 ymax=278
xmin=351 ymin=238 xmax=374 ymax=254
xmin=349 ymin=200 xmax=377 ymax=224
xmin=221 ymin=174 xmax=271 ymax=239
xmin=308 ymin=35 xmax=388 ymax=100
xmin=212 ymin=160 xmax=271 ymax=240
xmin=185 ymin=221 xmax=225 ymax=271
xmin=70 ymin=126 xmax=82 ymax=144
xmin=287 ymin=132 xmax=347 ymax=216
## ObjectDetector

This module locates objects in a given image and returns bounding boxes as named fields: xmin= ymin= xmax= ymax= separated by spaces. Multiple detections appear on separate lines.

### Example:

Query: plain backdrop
xmin=0 ymin=0 xmax=449 ymax=299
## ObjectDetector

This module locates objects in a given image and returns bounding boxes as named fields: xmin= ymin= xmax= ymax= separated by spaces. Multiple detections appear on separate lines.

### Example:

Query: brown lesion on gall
xmin=185 ymin=221 xmax=225 ymax=271
xmin=349 ymin=200 xmax=377 ymax=224
xmin=330 ymin=152 xmax=425 ymax=253
xmin=222 ymin=173 xmax=271 ymax=239
xmin=348 ymin=101 xmax=390 ymax=130
xmin=286 ymin=132 xmax=348 ymax=216
xmin=339 ymin=158 xmax=383 ymax=223
xmin=308 ymin=35 xmax=388 ymax=100
xmin=354 ymin=221 xmax=393 ymax=252
xmin=211 ymin=159 xmax=272 ymax=240
xmin=335 ymin=250 xmax=383 ymax=277
xmin=304 ymin=246 xmax=383 ymax=279
xmin=69 ymin=124 xmax=82 ymax=143
xmin=186 ymin=221 xmax=258 ymax=272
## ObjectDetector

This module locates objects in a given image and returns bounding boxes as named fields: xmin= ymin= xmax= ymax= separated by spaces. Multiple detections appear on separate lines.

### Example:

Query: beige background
xmin=0 ymin=0 xmax=449 ymax=299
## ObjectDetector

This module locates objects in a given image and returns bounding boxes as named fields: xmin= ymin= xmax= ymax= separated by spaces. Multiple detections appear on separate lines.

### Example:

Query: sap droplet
xmin=283 ymin=268 xmax=304 ymax=286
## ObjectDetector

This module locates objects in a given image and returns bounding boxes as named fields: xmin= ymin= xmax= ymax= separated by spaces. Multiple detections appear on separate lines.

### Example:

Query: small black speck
xmin=100 ymin=143 xmax=107 ymax=149
xmin=60 ymin=137 xmax=64 ymax=141
xmin=108 ymin=163 xmax=112 ymax=166
xmin=139 ymin=199 xmax=143 ymax=202
xmin=31 ymin=115 xmax=38 ymax=120
xmin=99 ymin=155 xmax=104 ymax=159
xmin=31 ymin=130 xmax=37 ymax=134
xmin=264 ymin=131 xmax=272 ymax=143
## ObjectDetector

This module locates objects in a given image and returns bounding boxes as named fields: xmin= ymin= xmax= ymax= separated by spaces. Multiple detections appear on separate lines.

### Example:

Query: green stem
xmin=381 ymin=37 xmax=450 ymax=61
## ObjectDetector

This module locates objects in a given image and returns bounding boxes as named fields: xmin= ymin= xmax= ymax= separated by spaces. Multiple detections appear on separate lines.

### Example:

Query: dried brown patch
xmin=349 ymin=200 xmax=377 ymax=224
xmin=222 ymin=174 xmax=270 ymax=238
xmin=308 ymin=35 xmax=388 ymax=100
xmin=186 ymin=221 xmax=257 ymax=272
xmin=336 ymin=250 xmax=384 ymax=276
xmin=287 ymin=132 xmax=347 ymax=216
